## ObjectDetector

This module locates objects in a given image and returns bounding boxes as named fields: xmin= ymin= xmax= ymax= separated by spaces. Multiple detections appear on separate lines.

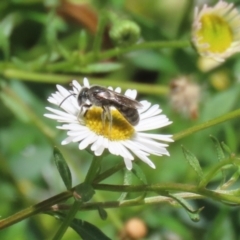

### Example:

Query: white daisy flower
xmin=192 ymin=0 xmax=240 ymax=62
xmin=44 ymin=78 xmax=173 ymax=170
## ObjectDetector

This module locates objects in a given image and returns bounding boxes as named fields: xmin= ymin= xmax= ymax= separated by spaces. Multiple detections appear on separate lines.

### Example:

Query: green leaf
xmin=70 ymin=218 xmax=111 ymax=240
xmin=221 ymin=142 xmax=232 ymax=155
xmin=78 ymin=62 xmax=123 ymax=74
xmin=74 ymin=183 xmax=95 ymax=202
xmin=210 ymin=136 xmax=227 ymax=186
xmin=118 ymin=169 xmax=132 ymax=201
xmin=130 ymin=50 xmax=178 ymax=73
xmin=182 ymin=146 xmax=203 ymax=180
xmin=201 ymin=85 xmax=240 ymax=121
xmin=186 ymin=207 xmax=204 ymax=222
xmin=210 ymin=135 xmax=225 ymax=161
xmin=168 ymin=193 xmax=203 ymax=222
xmin=0 ymin=13 xmax=21 ymax=60
xmin=97 ymin=206 xmax=108 ymax=220
xmin=47 ymin=212 xmax=111 ymax=240
xmin=132 ymin=163 xmax=148 ymax=184
xmin=78 ymin=30 xmax=88 ymax=52
xmin=53 ymin=147 xmax=72 ymax=190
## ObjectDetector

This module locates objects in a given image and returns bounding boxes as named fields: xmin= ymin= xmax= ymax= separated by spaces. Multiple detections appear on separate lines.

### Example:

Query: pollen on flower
xmin=196 ymin=14 xmax=233 ymax=53
xmin=84 ymin=107 xmax=135 ymax=140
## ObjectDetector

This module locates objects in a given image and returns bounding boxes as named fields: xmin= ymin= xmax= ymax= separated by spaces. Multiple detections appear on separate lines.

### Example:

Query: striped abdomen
xmin=115 ymin=104 xmax=140 ymax=126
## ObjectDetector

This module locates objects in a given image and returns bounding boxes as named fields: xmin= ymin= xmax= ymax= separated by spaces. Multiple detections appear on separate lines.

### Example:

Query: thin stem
xmin=85 ymin=155 xmax=102 ymax=183
xmin=49 ymin=192 xmax=204 ymax=211
xmin=0 ymin=191 xmax=72 ymax=230
xmin=198 ymin=158 xmax=235 ymax=189
xmin=92 ymin=13 xmax=107 ymax=55
xmin=92 ymin=183 xmax=240 ymax=204
xmin=173 ymin=108 xmax=240 ymax=141
xmin=2 ymin=69 xmax=169 ymax=95
xmin=85 ymin=40 xmax=191 ymax=63
xmin=93 ymin=162 xmax=125 ymax=183
xmin=52 ymin=156 xmax=101 ymax=239
xmin=2 ymin=180 xmax=240 ymax=231
xmin=52 ymin=201 xmax=81 ymax=240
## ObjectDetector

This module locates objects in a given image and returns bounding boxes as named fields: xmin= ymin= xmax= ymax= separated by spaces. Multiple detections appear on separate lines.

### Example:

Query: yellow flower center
xmin=84 ymin=107 xmax=135 ymax=141
xmin=197 ymin=14 xmax=233 ymax=53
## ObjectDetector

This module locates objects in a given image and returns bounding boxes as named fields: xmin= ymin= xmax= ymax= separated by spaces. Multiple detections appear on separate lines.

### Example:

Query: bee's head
xmin=77 ymin=87 xmax=89 ymax=106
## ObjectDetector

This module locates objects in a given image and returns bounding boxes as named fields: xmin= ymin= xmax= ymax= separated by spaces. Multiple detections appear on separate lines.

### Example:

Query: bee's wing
xmin=97 ymin=89 xmax=143 ymax=109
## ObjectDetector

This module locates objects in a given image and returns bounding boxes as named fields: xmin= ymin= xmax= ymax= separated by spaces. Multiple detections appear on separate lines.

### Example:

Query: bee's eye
xmin=77 ymin=88 xmax=88 ymax=106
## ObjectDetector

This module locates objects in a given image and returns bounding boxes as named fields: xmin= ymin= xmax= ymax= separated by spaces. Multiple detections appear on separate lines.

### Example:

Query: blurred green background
xmin=1 ymin=0 xmax=240 ymax=239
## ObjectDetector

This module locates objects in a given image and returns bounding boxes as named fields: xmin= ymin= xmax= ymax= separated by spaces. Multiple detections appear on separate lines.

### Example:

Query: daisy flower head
xmin=192 ymin=0 xmax=240 ymax=62
xmin=44 ymin=78 xmax=173 ymax=170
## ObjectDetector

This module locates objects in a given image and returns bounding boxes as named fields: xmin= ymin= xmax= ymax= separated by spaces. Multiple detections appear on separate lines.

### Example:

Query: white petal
xmin=115 ymin=87 xmax=121 ymax=93
xmin=124 ymin=89 xmax=132 ymax=97
xmin=103 ymin=138 xmax=109 ymax=148
xmin=136 ymin=117 xmax=172 ymax=131
xmin=130 ymin=89 xmax=137 ymax=99
xmin=134 ymin=151 xmax=156 ymax=169
xmin=108 ymin=141 xmax=119 ymax=155
xmin=91 ymin=136 xmax=104 ymax=151
xmin=124 ymin=158 xmax=133 ymax=170
xmin=118 ymin=142 xmax=134 ymax=160
xmin=61 ymin=136 xmax=75 ymax=145
xmin=56 ymin=84 xmax=70 ymax=97
xmin=72 ymin=80 xmax=81 ymax=91
xmin=79 ymin=133 xmax=98 ymax=150
xmin=140 ymin=104 xmax=162 ymax=120
xmin=44 ymin=113 xmax=75 ymax=122
xmin=95 ymin=144 xmax=105 ymax=156
xmin=83 ymin=77 xmax=90 ymax=87
xmin=138 ymin=101 xmax=151 ymax=113
xmin=72 ymin=131 xmax=91 ymax=142
xmin=137 ymin=132 xmax=174 ymax=142
xmin=45 ymin=107 xmax=77 ymax=120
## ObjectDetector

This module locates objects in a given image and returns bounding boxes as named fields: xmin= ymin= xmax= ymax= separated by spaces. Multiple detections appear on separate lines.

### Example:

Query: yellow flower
xmin=192 ymin=0 xmax=240 ymax=62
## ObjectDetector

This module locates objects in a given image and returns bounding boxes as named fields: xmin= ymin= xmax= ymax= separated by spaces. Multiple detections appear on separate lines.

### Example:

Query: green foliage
xmin=182 ymin=146 xmax=203 ymax=181
xmin=1 ymin=1 xmax=240 ymax=240
xmin=49 ymin=212 xmax=111 ymax=240
xmin=53 ymin=147 xmax=72 ymax=190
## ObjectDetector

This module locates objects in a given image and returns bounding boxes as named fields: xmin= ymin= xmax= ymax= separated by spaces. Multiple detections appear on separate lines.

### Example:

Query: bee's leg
xmin=77 ymin=104 xmax=91 ymax=123
xmin=102 ymin=106 xmax=112 ymax=136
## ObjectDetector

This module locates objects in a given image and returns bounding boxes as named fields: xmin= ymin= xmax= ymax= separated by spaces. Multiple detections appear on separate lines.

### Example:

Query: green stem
xmin=2 ymin=180 xmax=240 ymax=231
xmin=52 ymin=156 xmax=101 ymax=239
xmin=48 ymin=192 xmax=204 ymax=211
xmin=92 ymin=13 xmax=107 ymax=55
xmin=198 ymin=158 xmax=235 ymax=189
xmin=2 ymin=69 xmax=169 ymax=95
xmin=0 ymin=191 xmax=72 ymax=230
xmin=93 ymin=162 xmax=125 ymax=183
xmin=52 ymin=201 xmax=82 ymax=240
xmin=85 ymin=40 xmax=191 ymax=63
xmin=85 ymin=155 xmax=102 ymax=183
xmin=173 ymin=108 xmax=240 ymax=141
xmin=92 ymin=183 xmax=240 ymax=204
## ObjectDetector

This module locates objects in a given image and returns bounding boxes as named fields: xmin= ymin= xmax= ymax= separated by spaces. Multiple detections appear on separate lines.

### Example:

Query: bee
xmin=60 ymin=85 xmax=142 ymax=126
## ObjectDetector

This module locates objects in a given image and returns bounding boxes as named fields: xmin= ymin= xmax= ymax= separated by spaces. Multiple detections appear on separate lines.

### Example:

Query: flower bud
xmin=109 ymin=20 xmax=141 ymax=47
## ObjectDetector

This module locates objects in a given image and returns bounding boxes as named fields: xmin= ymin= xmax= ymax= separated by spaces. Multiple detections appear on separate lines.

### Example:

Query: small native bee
xmin=60 ymin=85 xmax=142 ymax=126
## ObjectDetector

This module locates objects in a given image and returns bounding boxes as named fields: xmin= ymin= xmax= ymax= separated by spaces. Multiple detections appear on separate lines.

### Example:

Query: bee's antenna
xmin=59 ymin=82 xmax=81 ymax=107
xmin=70 ymin=83 xmax=80 ymax=92
xmin=59 ymin=93 xmax=76 ymax=107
